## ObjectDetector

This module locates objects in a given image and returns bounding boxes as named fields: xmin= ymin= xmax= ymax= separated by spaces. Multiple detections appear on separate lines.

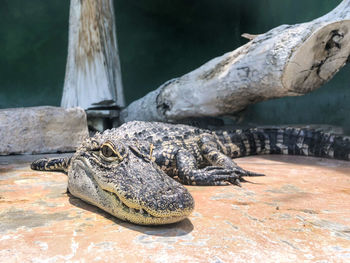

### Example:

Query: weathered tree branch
xmin=61 ymin=0 xmax=124 ymax=110
xmin=121 ymin=0 xmax=350 ymax=123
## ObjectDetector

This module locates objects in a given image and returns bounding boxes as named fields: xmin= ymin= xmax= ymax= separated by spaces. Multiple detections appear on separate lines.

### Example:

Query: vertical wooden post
xmin=61 ymin=0 xmax=124 ymax=110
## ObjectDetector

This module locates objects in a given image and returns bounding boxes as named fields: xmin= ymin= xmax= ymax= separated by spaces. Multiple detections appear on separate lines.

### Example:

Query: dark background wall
xmin=0 ymin=0 xmax=68 ymax=107
xmin=0 ymin=0 xmax=349 ymax=132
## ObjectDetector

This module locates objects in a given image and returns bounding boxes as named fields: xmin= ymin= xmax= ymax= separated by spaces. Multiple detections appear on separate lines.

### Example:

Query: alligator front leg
xmin=175 ymin=133 xmax=264 ymax=186
xmin=175 ymin=150 xmax=231 ymax=185
xmin=175 ymin=149 xmax=263 ymax=186
xmin=202 ymin=144 xmax=265 ymax=184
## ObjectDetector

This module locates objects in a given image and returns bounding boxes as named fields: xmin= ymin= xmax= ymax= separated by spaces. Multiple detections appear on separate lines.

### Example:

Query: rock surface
xmin=0 ymin=106 xmax=88 ymax=155
xmin=0 ymin=154 xmax=349 ymax=262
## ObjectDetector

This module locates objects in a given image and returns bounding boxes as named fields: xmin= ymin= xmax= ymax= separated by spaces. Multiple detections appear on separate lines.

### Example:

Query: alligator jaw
xmin=104 ymin=190 xmax=191 ymax=225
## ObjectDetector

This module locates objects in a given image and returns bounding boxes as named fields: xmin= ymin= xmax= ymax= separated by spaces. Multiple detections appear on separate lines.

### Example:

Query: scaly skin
xmin=31 ymin=121 xmax=350 ymax=225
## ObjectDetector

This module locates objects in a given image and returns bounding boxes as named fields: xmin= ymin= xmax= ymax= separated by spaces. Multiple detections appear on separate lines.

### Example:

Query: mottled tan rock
xmin=0 ymin=106 xmax=88 ymax=155
xmin=0 ymin=155 xmax=349 ymax=262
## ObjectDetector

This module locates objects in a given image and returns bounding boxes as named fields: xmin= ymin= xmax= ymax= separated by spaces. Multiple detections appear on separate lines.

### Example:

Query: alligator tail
xmin=256 ymin=128 xmax=350 ymax=160
xmin=223 ymin=128 xmax=350 ymax=161
xmin=31 ymin=157 xmax=71 ymax=173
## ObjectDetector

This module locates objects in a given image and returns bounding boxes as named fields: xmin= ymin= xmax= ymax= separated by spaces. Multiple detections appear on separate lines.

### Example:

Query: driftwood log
xmin=121 ymin=0 xmax=350 ymax=123
xmin=61 ymin=0 xmax=124 ymax=110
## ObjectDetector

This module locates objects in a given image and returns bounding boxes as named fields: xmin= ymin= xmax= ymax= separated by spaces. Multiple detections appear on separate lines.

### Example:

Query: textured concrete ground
xmin=0 ymin=154 xmax=350 ymax=262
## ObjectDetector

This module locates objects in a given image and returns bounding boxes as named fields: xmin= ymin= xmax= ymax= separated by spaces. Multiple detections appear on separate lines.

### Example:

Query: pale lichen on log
xmin=121 ymin=0 xmax=350 ymax=123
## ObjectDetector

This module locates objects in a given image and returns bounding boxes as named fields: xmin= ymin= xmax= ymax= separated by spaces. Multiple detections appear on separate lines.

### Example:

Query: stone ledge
xmin=1 ymin=155 xmax=349 ymax=261
xmin=0 ymin=106 xmax=88 ymax=155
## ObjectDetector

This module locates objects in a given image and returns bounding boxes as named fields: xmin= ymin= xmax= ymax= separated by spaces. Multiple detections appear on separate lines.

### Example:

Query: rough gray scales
xmin=31 ymin=121 xmax=350 ymax=225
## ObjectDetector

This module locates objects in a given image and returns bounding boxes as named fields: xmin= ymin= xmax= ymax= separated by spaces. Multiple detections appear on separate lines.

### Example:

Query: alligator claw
xmin=232 ymin=167 xmax=265 ymax=177
xmin=185 ymin=165 xmax=265 ymax=186
xmin=224 ymin=166 xmax=265 ymax=186
xmin=232 ymin=178 xmax=242 ymax=187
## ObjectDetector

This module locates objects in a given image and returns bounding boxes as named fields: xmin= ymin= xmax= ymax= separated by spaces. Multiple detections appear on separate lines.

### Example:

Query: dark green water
xmin=0 ymin=0 xmax=349 ymax=131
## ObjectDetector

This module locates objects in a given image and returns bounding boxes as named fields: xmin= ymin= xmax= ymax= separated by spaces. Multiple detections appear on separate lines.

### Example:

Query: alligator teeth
xmin=139 ymin=208 xmax=144 ymax=214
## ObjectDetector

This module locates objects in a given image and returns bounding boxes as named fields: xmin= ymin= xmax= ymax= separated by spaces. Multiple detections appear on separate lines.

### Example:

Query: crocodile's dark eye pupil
xmin=102 ymin=146 xmax=114 ymax=157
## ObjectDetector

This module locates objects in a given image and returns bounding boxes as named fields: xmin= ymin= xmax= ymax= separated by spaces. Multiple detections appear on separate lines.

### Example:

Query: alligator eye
xmin=101 ymin=144 xmax=117 ymax=158
xmin=100 ymin=142 xmax=127 ymax=162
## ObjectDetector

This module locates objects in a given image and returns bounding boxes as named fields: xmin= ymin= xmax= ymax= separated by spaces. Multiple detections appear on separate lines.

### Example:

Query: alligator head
xmin=68 ymin=133 xmax=194 ymax=225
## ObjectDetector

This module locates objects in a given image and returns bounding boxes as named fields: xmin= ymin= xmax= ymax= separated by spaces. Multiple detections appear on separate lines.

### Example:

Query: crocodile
xmin=31 ymin=121 xmax=350 ymax=225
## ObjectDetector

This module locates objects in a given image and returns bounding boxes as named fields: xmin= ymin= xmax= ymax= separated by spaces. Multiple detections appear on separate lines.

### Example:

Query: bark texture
xmin=61 ymin=0 xmax=124 ymax=110
xmin=121 ymin=0 xmax=350 ymax=123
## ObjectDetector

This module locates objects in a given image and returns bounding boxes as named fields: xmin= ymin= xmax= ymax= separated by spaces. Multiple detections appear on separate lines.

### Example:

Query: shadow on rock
xmin=68 ymin=193 xmax=194 ymax=237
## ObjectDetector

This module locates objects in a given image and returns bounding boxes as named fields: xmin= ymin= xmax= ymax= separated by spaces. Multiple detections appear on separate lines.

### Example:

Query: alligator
xmin=31 ymin=121 xmax=350 ymax=225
